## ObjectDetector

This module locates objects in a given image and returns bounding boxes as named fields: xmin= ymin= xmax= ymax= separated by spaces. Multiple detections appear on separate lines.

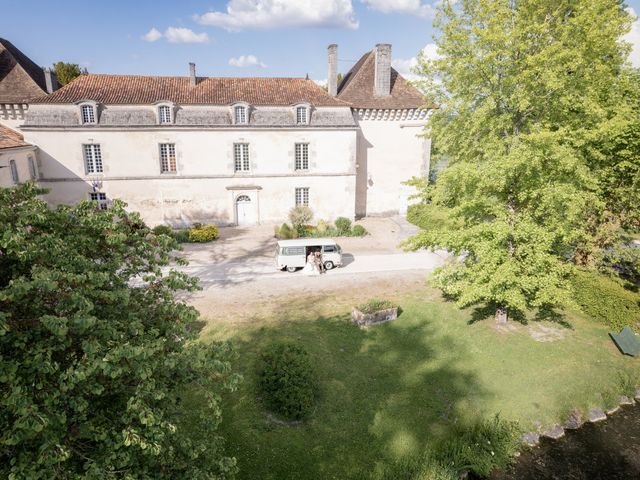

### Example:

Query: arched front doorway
xmin=235 ymin=194 xmax=256 ymax=226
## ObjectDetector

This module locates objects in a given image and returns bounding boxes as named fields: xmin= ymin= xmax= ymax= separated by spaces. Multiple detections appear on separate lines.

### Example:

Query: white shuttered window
xmin=160 ymin=143 xmax=177 ymax=173
xmin=295 ymin=143 xmax=309 ymax=171
xmin=234 ymin=143 xmax=250 ymax=172
xmin=83 ymin=144 xmax=103 ymax=174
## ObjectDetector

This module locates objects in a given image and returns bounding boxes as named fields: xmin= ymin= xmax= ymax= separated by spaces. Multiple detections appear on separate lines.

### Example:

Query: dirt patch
xmin=528 ymin=323 xmax=569 ymax=342
xmin=187 ymin=269 xmax=434 ymax=325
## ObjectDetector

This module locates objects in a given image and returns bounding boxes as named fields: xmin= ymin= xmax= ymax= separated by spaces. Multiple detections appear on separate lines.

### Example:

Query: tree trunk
xmin=495 ymin=305 xmax=508 ymax=325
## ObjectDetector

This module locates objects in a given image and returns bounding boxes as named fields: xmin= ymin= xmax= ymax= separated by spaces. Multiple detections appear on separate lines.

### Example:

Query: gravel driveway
xmin=177 ymin=217 xmax=448 ymax=315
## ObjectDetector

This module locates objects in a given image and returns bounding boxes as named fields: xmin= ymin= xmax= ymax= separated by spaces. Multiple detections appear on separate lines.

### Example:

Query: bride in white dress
xmin=302 ymin=250 xmax=320 ymax=276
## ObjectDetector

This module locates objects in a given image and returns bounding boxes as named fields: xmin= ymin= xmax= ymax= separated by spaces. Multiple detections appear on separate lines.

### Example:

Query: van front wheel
xmin=324 ymin=261 xmax=334 ymax=270
xmin=286 ymin=266 xmax=297 ymax=273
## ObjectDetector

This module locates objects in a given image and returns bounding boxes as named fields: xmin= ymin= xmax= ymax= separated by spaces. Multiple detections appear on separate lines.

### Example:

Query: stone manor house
xmin=1 ymin=39 xmax=431 ymax=226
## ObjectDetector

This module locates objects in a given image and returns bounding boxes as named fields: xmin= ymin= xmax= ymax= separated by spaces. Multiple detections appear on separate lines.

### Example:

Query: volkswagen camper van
xmin=276 ymin=238 xmax=342 ymax=272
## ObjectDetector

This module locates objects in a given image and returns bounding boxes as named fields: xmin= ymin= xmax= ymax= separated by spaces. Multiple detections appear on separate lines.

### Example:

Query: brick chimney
xmin=189 ymin=62 xmax=196 ymax=86
xmin=374 ymin=44 xmax=391 ymax=97
xmin=327 ymin=44 xmax=338 ymax=97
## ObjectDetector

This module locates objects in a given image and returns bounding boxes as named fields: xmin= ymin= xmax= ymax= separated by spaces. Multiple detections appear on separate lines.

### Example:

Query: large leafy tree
xmin=0 ymin=184 xmax=239 ymax=479
xmin=406 ymin=0 xmax=634 ymax=323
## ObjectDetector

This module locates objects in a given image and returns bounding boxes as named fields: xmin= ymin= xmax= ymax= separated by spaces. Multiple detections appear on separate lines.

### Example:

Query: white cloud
xmin=229 ymin=54 xmax=267 ymax=68
xmin=313 ymin=79 xmax=328 ymax=88
xmin=361 ymin=0 xmax=436 ymax=18
xmin=623 ymin=7 xmax=640 ymax=67
xmin=142 ymin=27 xmax=162 ymax=42
xmin=142 ymin=26 xmax=210 ymax=44
xmin=194 ymin=0 xmax=358 ymax=31
xmin=164 ymin=27 xmax=210 ymax=44
xmin=392 ymin=43 xmax=440 ymax=80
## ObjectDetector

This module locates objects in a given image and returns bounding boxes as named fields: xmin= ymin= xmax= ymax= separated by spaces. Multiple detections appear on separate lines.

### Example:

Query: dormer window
xmin=296 ymin=106 xmax=309 ymax=125
xmin=159 ymin=105 xmax=172 ymax=124
xmin=81 ymin=104 xmax=96 ymax=124
xmin=234 ymin=105 xmax=247 ymax=124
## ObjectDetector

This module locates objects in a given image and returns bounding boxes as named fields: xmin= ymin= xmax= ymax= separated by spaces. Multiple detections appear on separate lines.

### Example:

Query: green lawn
xmin=202 ymin=287 xmax=638 ymax=480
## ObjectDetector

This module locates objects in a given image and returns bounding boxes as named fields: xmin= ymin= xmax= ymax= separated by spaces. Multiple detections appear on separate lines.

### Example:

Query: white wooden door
xmin=236 ymin=195 xmax=255 ymax=226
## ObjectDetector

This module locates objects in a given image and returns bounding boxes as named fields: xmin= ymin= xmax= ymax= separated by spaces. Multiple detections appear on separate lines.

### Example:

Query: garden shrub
xmin=352 ymin=224 xmax=367 ymax=236
xmin=258 ymin=342 xmax=317 ymax=420
xmin=188 ymin=224 xmax=219 ymax=243
xmin=279 ymin=223 xmax=292 ymax=239
xmin=172 ymin=229 xmax=190 ymax=243
xmin=358 ymin=299 xmax=395 ymax=314
xmin=152 ymin=224 xmax=173 ymax=236
xmin=289 ymin=205 xmax=313 ymax=231
xmin=434 ymin=414 xmax=520 ymax=477
xmin=571 ymin=268 xmax=640 ymax=331
xmin=316 ymin=219 xmax=328 ymax=235
xmin=334 ymin=216 xmax=352 ymax=234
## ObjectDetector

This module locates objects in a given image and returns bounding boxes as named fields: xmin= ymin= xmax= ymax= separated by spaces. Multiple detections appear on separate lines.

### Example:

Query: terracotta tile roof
xmin=0 ymin=125 xmax=31 ymax=149
xmin=31 ymin=74 xmax=351 ymax=107
xmin=0 ymin=38 xmax=48 ymax=103
xmin=337 ymin=51 xmax=428 ymax=110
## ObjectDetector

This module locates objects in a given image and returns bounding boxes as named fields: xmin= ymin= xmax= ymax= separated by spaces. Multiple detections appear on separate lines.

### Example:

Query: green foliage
xmin=151 ymin=224 xmax=173 ymax=236
xmin=188 ymin=224 xmax=219 ymax=243
xmin=434 ymin=415 xmax=520 ymax=477
xmin=571 ymin=269 xmax=640 ymax=331
xmin=352 ymin=224 xmax=367 ymax=237
xmin=407 ymin=0 xmax=634 ymax=322
xmin=406 ymin=203 xmax=452 ymax=233
xmin=372 ymin=454 xmax=457 ymax=480
xmin=358 ymin=299 xmax=395 ymax=314
xmin=279 ymin=223 xmax=293 ymax=239
xmin=172 ymin=229 xmax=190 ymax=243
xmin=52 ymin=61 xmax=87 ymax=85
xmin=289 ymin=205 xmax=314 ymax=231
xmin=316 ymin=219 xmax=329 ymax=235
xmin=0 ymin=183 xmax=239 ymax=479
xmin=334 ymin=217 xmax=352 ymax=234
xmin=258 ymin=342 xmax=317 ymax=420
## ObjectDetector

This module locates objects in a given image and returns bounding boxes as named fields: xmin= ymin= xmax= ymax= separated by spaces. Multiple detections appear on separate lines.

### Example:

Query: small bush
xmin=188 ymin=224 xmax=219 ymax=243
xmin=352 ymin=224 xmax=367 ymax=236
xmin=273 ymin=225 xmax=280 ymax=238
xmin=316 ymin=219 xmax=328 ymax=235
xmin=289 ymin=205 xmax=313 ymax=229
xmin=258 ymin=342 xmax=317 ymax=420
xmin=279 ymin=223 xmax=293 ymax=239
xmin=358 ymin=299 xmax=395 ymax=314
xmin=572 ymin=268 xmax=640 ymax=331
xmin=335 ymin=217 xmax=352 ymax=234
xmin=152 ymin=224 xmax=173 ymax=236
xmin=172 ymin=229 xmax=190 ymax=243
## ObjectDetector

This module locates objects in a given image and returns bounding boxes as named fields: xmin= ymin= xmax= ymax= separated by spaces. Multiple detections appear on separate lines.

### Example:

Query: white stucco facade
xmin=23 ymin=104 xmax=358 ymax=226
xmin=354 ymin=112 xmax=430 ymax=217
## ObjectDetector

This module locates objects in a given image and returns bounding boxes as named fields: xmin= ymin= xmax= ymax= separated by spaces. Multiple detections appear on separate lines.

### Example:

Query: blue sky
xmin=2 ymin=0 xmax=639 ymax=82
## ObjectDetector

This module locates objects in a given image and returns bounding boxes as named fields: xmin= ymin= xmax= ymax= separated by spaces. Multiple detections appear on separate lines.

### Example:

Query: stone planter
xmin=351 ymin=306 xmax=398 ymax=327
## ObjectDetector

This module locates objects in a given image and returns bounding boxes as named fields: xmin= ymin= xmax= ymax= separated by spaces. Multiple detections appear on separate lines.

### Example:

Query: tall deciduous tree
xmin=406 ymin=0 xmax=634 ymax=323
xmin=0 ymin=184 xmax=240 ymax=479
xmin=52 ymin=61 xmax=87 ymax=85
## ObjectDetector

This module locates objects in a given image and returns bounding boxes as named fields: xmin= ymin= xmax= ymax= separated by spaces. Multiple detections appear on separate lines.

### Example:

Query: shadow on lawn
xmin=217 ymin=295 xmax=487 ymax=480
xmin=467 ymin=303 xmax=573 ymax=329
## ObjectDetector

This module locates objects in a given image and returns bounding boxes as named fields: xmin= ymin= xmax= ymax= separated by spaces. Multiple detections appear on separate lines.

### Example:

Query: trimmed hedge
xmin=258 ymin=342 xmax=317 ymax=420
xmin=572 ymin=269 xmax=640 ymax=331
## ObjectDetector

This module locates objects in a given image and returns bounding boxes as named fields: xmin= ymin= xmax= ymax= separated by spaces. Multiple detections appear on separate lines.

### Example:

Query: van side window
xmin=283 ymin=246 xmax=305 ymax=255
xmin=323 ymin=245 xmax=335 ymax=252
